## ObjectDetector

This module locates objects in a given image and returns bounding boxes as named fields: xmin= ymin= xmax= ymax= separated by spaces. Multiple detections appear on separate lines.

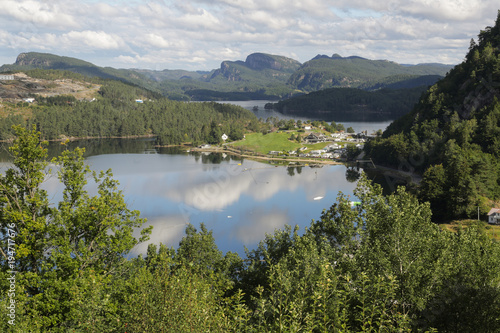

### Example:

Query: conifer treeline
xmin=0 ymin=80 xmax=257 ymax=146
xmin=366 ymin=11 xmax=500 ymax=221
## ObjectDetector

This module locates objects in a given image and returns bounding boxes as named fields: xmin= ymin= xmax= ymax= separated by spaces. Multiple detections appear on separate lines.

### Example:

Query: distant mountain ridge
xmin=1 ymin=52 xmax=159 ymax=92
xmin=0 ymin=51 xmax=453 ymax=100
xmin=288 ymin=54 xmax=452 ymax=91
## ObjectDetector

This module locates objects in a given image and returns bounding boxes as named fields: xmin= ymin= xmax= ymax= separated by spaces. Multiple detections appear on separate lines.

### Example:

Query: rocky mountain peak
xmin=15 ymin=52 xmax=52 ymax=67
xmin=245 ymin=53 xmax=282 ymax=70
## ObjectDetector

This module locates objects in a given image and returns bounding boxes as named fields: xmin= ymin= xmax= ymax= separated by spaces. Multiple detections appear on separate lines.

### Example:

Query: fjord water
xmin=0 ymin=114 xmax=392 ymax=255
xmin=0 ymin=137 xmax=362 ymax=256
xmin=79 ymin=141 xmax=358 ymax=256
xmin=100 ymin=152 xmax=358 ymax=256
xmin=220 ymin=100 xmax=393 ymax=134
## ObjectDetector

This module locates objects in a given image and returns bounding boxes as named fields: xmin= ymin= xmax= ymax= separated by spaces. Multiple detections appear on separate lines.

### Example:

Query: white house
xmin=487 ymin=208 xmax=500 ymax=224
xmin=325 ymin=143 xmax=340 ymax=151
xmin=0 ymin=74 xmax=14 ymax=80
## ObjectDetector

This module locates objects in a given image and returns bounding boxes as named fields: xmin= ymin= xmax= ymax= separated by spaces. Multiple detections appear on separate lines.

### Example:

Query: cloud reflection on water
xmin=88 ymin=153 xmax=357 ymax=254
xmin=231 ymin=207 xmax=291 ymax=245
xmin=8 ymin=152 xmax=356 ymax=255
xmin=162 ymin=159 xmax=347 ymax=213
xmin=132 ymin=214 xmax=188 ymax=255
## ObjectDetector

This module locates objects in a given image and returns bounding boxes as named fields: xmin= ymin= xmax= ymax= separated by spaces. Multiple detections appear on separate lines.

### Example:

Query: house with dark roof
xmin=305 ymin=132 xmax=328 ymax=144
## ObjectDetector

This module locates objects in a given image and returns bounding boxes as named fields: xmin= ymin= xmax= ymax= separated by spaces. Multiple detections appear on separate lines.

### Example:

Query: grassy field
xmin=440 ymin=219 xmax=500 ymax=241
xmin=230 ymin=132 xmax=301 ymax=154
xmin=229 ymin=131 xmax=331 ymax=154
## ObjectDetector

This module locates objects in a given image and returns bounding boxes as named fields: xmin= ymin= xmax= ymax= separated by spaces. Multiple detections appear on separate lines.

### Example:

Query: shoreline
xmin=188 ymin=146 xmax=344 ymax=166
xmin=0 ymin=134 xmax=157 ymax=144
xmin=1 ymin=133 xmax=420 ymax=184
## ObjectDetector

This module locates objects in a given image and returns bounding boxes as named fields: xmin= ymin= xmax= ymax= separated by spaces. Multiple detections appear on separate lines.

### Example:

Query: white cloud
xmin=397 ymin=0 xmax=486 ymax=21
xmin=114 ymin=55 xmax=138 ymax=64
xmin=0 ymin=0 xmax=78 ymax=29
xmin=144 ymin=33 xmax=172 ymax=48
xmin=62 ymin=30 xmax=125 ymax=50
xmin=177 ymin=8 xmax=224 ymax=31
xmin=0 ymin=0 xmax=498 ymax=69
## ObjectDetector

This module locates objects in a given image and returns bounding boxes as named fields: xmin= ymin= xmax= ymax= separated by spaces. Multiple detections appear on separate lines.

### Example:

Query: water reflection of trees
xmin=345 ymin=167 xmax=361 ymax=183
xmin=192 ymin=152 xmax=244 ymax=165
xmin=47 ymin=138 xmax=161 ymax=159
xmin=286 ymin=166 xmax=303 ymax=177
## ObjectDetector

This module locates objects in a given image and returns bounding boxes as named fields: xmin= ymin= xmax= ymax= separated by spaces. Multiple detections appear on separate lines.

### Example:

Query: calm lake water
xmin=220 ymin=100 xmax=393 ymax=134
xmin=0 ymin=138 xmax=367 ymax=256
xmin=87 ymin=151 xmax=358 ymax=256
xmin=1 ymin=110 xmax=394 ymax=255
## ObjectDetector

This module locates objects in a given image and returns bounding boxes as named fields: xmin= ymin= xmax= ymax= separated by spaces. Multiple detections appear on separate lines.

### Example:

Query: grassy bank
xmin=440 ymin=219 xmax=500 ymax=241
xmin=229 ymin=131 xmax=331 ymax=154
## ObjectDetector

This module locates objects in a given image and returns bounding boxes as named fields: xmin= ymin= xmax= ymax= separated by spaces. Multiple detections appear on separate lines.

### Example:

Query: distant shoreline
xmin=0 ymin=134 xmax=157 ymax=144
xmin=188 ymin=146 xmax=344 ymax=166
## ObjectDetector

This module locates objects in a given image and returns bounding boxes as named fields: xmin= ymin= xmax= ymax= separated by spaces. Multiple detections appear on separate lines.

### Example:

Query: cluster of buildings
xmin=268 ymin=130 xmax=367 ymax=160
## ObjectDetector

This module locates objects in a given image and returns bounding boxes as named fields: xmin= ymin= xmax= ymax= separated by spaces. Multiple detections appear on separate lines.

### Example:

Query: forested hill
xmin=0 ymin=70 xmax=259 ymax=146
xmin=268 ymin=84 xmax=435 ymax=121
xmin=1 ymin=51 xmax=452 ymax=101
xmin=0 ymin=52 xmax=161 ymax=93
xmin=288 ymin=55 xmax=451 ymax=91
xmin=365 ymin=11 xmax=500 ymax=221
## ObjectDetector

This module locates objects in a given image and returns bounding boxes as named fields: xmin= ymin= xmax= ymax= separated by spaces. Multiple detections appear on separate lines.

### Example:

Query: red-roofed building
xmin=487 ymin=208 xmax=500 ymax=224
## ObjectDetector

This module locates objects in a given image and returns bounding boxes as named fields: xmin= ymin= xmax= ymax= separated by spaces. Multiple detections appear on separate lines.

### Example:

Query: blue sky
xmin=0 ymin=0 xmax=498 ymax=70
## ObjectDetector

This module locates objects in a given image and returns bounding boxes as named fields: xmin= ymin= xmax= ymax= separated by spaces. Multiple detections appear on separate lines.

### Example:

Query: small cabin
xmin=487 ymin=208 xmax=500 ymax=224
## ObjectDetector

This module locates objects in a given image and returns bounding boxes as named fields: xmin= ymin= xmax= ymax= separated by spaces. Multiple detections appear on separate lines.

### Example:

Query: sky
xmin=0 ymin=0 xmax=498 ymax=71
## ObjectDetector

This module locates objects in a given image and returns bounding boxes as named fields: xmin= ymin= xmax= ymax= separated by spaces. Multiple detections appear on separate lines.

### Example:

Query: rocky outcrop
xmin=210 ymin=61 xmax=244 ymax=81
xmin=15 ymin=53 xmax=52 ymax=67
xmin=245 ymin=53 xmax=301 ymax=72
xmin=245 ymin=53 xmax=282 ymax=70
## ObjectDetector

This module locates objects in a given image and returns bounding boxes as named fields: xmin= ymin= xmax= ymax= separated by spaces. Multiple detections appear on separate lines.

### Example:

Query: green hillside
xmin=0 ymin=69 xmax=258 ymax=145
xmin=186 ymin=53 xmax=301 ymax=100
xmin=365 ymin=11 xmax=500 ymax=221
xmin=270 ymin=86 xmax=429 ymax=121
xmin=0 ymin=52 xmax=161 ymax=93
xmin=288 ymin=55 xmax=451 ymax=91
xmin=133 ymin=68 xmax=211 ymax=81
xmin=1 ymin=51 xmax=451 ymax=102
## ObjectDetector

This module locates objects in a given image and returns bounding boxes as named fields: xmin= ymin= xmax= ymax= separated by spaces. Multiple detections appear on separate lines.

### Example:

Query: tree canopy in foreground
xmin=0 ymin=126 xmax=499 ymax=332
